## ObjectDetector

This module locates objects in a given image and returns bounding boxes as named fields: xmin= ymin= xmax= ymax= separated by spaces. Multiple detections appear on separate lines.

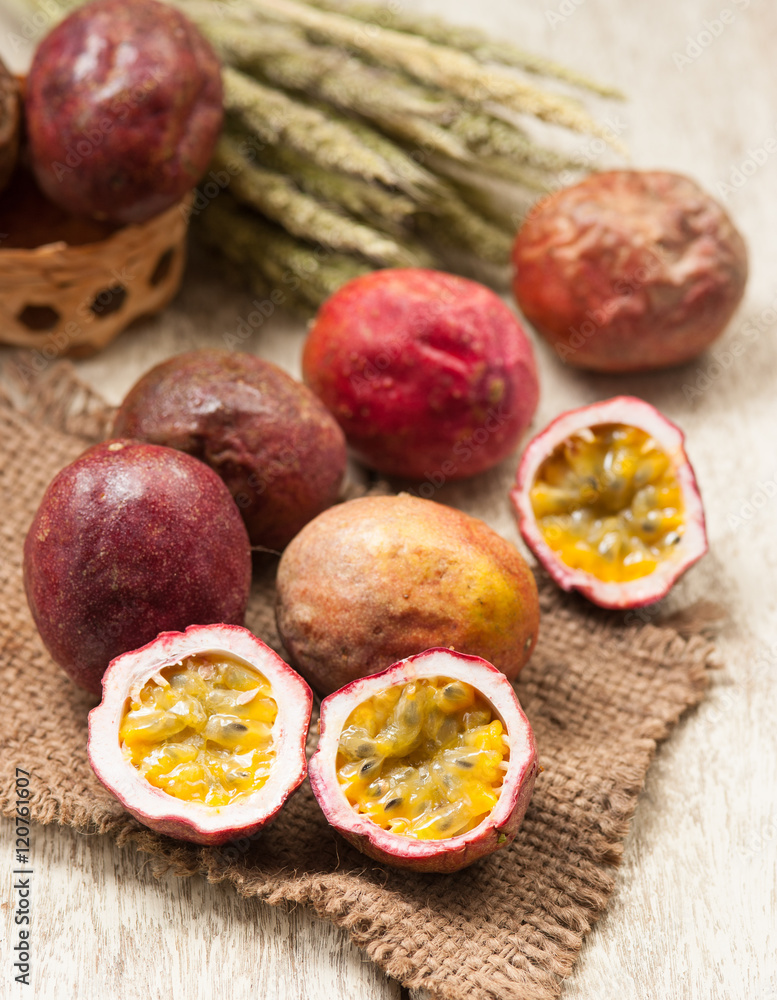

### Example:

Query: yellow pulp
xmin=530 ymin=423 xmax=685 ymax=583
xmin=336 ymin=677 xmax=508 ymax=841
xmin=119 ymin=655 xmax=278 ymax=807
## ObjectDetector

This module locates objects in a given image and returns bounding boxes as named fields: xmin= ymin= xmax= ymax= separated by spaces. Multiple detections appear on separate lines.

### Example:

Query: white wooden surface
xmin=2 ymin=1 xmax=777 ymax=998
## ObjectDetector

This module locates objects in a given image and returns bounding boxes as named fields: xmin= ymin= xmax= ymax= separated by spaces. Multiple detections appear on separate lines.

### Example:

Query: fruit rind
xmin=275 ymin=494 xmax=540 ymax=694
xmin=511 ymin=396 xmax=708 ymax=609
xmin=308 ymin=648 xmax=538 ymax=873
xmin=88 ymin=624 xmax=312 ymax=846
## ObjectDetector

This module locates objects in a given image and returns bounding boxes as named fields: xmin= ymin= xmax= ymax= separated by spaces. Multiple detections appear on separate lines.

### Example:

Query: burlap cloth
xmin=0 ymin=365 xmax=722 ymax=1000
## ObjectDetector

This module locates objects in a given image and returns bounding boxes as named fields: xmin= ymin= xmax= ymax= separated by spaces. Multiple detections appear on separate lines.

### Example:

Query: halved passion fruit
xmin=308 ymin=648 xmax=538 ymax=872
xmin=511 ymin=396 xmax=708 ymax=609
xmin=88 ymin=624 xmax=313 ymax=845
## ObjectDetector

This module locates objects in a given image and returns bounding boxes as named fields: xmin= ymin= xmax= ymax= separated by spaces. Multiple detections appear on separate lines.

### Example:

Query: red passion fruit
xmin=511 ymin=396 xmax=708 ymax=609
xmin=275 ymin=494 xmax=540 ymax=695
xmin=25 ymin=0 xmax=223 ymax=224
xmin=23 ymin=439 xmax=252 ymax=695
xmin=112 ymin=350 xmax=347 ymax=551
xmin=88 ymin=624 xmax=312 ymax=845
xmin=309 ymin=648 xmax=539 ymax=872
xmin=512 ymin=170 xmax=748 ymax=372
xmin=302 ymin=268 xmax=539 ymax=480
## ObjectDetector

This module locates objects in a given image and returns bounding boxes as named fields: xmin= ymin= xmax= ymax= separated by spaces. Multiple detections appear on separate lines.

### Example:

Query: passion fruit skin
xmin=302 ymin=268 xmax=539 ymax=480
xmin=112 ymin=350 xmax=347 ymax=552
xmin=511 ymin=396 xmax=709 ymax=609
xmin=88 ymin=624 xmax=313 ymax=845
xmin=309 ymin=648 xmax=539 ymax=873
xmin=25 ymin=0 xmax=223 ymax=225
xmin=23 ymin=440 xmax=252 ymax=696
xmin=275 ymin=494 xmax=540 ymax=695
xmin=512 ymin=170 xmax=748 ymax=373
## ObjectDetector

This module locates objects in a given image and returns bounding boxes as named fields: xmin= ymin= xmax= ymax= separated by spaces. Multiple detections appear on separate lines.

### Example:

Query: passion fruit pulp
xmin=89 ymin=624 xmax=313 ymax=845
xmin=511 ymin=397 xmax=708 ymax=609
xmin=309 ymin=648 xmax=538 ymax=872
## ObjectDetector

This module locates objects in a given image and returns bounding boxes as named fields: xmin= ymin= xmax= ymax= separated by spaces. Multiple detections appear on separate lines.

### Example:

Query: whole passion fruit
xmin=23 ymin=440 xmax=252 ymax=695
xmin=309 ymin=648 xmax=538 ymax=872
xmin=112 ymin=350 xmax=347 ymax=551
xmin=510 ymin=396 xmax=708 ymax=609
xmin=302 ymin=268 xmax=539 ymax=481
xmin=89 ymin=624 xmax=312 ymax=845
xmin=275 ymin=494 xmax=539 ymax=694
xmin=512 ymin=170 xmax=748 ymax=372
xmin=25 ymin=0 xmax=223 ymax=224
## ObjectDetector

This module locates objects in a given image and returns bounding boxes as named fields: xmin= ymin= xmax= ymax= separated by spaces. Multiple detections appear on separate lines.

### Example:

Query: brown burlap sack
xmin=0 ymin=367 xmax=721 ymax=1000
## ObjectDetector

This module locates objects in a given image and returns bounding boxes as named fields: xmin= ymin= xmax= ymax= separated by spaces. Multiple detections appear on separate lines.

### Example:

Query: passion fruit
xmin=275 ymin=494 xmax=539 ymax=694
xmin=112 ymin=350 xmax=347 ymax=551
xmin=23 ymin=440 xmax=252 ymax=695
xmin=25 ymin=0 xmax=223 ymax=224
xmin=88 ymin=624 xmax=312 ymax=845
xmin=512 ymin=170 xmax=748 ymax=372
xmin=309 ymin=648 xmax=538 ymax=872
xmin=511 ymin=396 xmax=708 ymax=609
xmin=302 ymin=268 xmax=539 ymax=480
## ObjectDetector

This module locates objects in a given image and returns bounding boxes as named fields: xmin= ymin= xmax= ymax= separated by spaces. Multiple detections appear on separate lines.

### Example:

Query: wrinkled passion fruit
xmin=511 ymin=396 xmax=708 ymax=609
xmin=25 ymin=0 xmax=223 ymax=224
xmin=89 ymin=624 xmax=312 ymax=845
xmin=276 ymin=494 xmax=539 ymax=694
xmin=113 ymin=350 xmax=347 ymax=551
xmin=303 ymin=268 xmax=539 ymax=480
xmin=512 ymin=170 xmax=748 ymax=372
xmin=23 ymin=440 xmax=252 ymax=695
xmin=309 ymin=648 xmax=538 ymax=872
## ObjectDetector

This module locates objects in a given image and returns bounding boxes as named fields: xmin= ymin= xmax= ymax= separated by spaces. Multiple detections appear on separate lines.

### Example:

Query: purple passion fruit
xmin=112 ymin=350 xmax=347 ymax=551
xmin=23 ymin=440 xmax=251 ymax=695
xmin=25 ymin=0 xmax=223 ymax=224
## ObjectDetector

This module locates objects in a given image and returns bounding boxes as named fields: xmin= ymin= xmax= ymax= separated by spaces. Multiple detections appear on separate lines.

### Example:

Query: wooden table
xmin=2 ymin=1 xmax=776 ymax=997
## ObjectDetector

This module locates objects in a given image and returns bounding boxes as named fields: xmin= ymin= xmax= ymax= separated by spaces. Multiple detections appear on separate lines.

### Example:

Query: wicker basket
xmin=0 ymin=171 xmax=192 ymax=358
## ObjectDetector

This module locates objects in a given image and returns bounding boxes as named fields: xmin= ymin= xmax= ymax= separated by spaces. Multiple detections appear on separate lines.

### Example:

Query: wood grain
xmin=2 ymin=0 xmax=776 ymax=997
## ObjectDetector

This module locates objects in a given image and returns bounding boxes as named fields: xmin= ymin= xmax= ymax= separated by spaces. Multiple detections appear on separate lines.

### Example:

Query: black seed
xmin=642 ymin=521 xmax=656 ymax=532
xmin=443 ymin=684 xmax=463 ymax=700
xmin=366 ymin=780 xmax=387 ymax=799
xmin=356 ymin=742 xmax=374 ymax=758
xmin=360 ymin=758 xmax=379 ymax=775
xmin=455 ymin=758 xmax=475 ymax=769
xmin=437 ymin=817 xmax=452 ymax=831
xmin=227 ymin=722 xmax=248 ymax=733
xmin=385 ymin=797 xmax=402 ymax=810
